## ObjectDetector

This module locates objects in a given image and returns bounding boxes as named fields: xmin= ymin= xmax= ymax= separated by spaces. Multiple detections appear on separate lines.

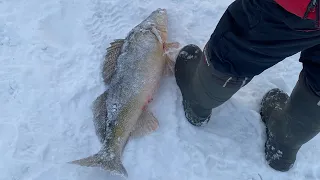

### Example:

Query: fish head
xmin=144 ymin=8 xmax=168 ymax=42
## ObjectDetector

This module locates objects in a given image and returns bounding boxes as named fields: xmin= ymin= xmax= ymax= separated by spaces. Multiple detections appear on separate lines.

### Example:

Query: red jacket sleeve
xmin=274 ymin=0 xmax=317 ymax=20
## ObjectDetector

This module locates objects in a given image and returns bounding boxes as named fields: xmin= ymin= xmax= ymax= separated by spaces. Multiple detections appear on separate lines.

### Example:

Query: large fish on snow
xmin=69 ymin=8 xmax=179 ymax=177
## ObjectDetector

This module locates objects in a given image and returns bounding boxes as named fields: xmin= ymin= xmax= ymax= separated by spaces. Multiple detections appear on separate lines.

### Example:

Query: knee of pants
xmin=206 ymin=0 xmax=320 ymax=79
xmin=204 ymin=5 xmax=279 ymax=78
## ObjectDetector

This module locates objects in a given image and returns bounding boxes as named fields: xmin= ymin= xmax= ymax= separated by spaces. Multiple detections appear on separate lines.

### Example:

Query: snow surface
xmin=1 ymin=0 xmax=320 ymax=180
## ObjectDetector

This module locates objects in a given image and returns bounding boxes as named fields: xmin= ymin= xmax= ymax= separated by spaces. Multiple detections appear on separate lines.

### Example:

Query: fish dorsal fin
xmin=130 ymin=109 xmax=159 ymax=138
xmin=102 ymin=39 xmax=125 ymax=84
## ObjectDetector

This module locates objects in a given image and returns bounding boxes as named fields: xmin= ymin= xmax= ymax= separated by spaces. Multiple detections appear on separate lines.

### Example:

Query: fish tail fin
xmin=68 ymin=151 xmax=128 ymax=177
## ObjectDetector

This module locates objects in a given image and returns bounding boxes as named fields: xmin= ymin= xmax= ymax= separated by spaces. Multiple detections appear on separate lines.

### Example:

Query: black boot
xmin=175 ymin=44 xmax=251 ymax=126
xmin=174 ymin=44 xmax=210 ymax=126
xmin=260 ymin=71 xmax=320 ymax=172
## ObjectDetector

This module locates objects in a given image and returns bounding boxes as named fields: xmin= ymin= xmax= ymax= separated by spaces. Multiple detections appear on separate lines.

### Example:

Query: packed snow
xmin=1 ymin=0 xmax=320 ymax=180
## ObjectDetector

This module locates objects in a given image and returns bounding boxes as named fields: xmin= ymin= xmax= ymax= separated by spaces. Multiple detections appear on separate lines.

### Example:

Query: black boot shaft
xmin=175 ymin=44 xmax=252 ymax=126
xmin=273 ymin=72 xmax=320 ymax=148
xmin=261 ymin=71 xmax=320 ymax=171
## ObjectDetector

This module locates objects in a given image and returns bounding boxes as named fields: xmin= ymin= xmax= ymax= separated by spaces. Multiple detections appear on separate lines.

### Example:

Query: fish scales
xmin=69 ymin=8 xmax=175 ymax=178
xmin=105 ymin=28 xmax=164 ymax=144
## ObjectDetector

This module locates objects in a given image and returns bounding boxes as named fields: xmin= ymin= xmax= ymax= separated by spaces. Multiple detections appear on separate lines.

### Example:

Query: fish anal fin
xmin=91 ymin=90 xmax=109 ymax=144
xmin=131 ymin=110 xmax=159 ymax=138
xmin=69 ymin=152 xmax=128 ymax=178
xmin=102 ymin=39 xmax=125 ymax=84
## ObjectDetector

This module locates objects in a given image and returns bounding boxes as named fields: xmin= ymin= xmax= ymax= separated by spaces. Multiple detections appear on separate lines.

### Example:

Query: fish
xmin=69 ymin=8 xmax=179 ymax=178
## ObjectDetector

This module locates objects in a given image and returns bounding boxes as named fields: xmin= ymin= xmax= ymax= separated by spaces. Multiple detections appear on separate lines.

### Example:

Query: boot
xmin=174 ymin=44 xmax=210 ymax=126
xmin=175 ymin=44 xmax=251 ymax=126
xmin=260 ymin=71 xmax=320 ymax=172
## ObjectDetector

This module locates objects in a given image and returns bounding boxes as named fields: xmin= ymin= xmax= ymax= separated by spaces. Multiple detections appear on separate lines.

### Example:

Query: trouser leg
xmin=193 ymin=0 xmax=320 ymax=114
xmin=175 ymin=0 xmax=320 ymax=171
xmin=175 ymin=0 xmax=320 ymax=127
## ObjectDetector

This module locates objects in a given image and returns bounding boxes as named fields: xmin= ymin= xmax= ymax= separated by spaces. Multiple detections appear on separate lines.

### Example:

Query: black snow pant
xmin=206 ymin=0 xmax=320 ymax=94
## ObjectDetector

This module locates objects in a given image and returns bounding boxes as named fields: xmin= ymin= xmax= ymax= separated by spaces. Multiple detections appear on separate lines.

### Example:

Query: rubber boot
xmin=175 ymin=44 xmax=251 ymax=126
xmin=260 ymin=71 xmax=320 ymax=171
xmin=174 ymin=44 xmax=210 ymax=126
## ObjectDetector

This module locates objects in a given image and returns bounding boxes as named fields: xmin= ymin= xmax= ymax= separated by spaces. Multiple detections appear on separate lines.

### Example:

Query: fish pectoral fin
xmin=164 ymin=42 xmax=180 ymax=51
xmin=68 ymin=152 xmax=128 ymax=177
xmin=163 ymin=55 xmax=175 ymax=76
xmin=102 ymin=39 xmax=125 ymax=84
xmin=150 ymin=26 xmax=163 ymax=44
xmin=130 ymin=109 xmax=159 ymax=138
xmin=163 ymin=42 xmax=180 ymax=76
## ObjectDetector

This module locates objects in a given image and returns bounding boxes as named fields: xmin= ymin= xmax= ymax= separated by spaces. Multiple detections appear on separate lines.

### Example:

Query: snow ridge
xmin=1 ymin=0 xmax=320 ymax=180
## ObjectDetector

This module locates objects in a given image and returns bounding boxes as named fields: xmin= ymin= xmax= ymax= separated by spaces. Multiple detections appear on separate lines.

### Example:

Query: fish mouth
xmin=139 ymin=8 xmax=169 ymax=42
xmin=157 ymin=8 xmax=167 ymax=14
xmin=153 ymin=8 xmax=168 ymax=34
xmin=150 ymin=8 xmax=168 ymax=25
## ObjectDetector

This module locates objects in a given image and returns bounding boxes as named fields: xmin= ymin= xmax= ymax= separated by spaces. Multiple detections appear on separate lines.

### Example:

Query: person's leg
xmin=175 ymin=0 xmax=320 ymax=126
xmin=175 ymin=44 xmax=252 ymax=126
xmin=175 ymin=0 xmax=320 ymax=171
xmin=260 ymin=45 xmax=320 ymax=171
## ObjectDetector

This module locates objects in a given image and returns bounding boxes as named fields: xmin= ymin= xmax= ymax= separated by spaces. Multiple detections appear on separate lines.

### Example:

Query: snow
xmin=1 ymin=0 xmax=320 ymax=180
